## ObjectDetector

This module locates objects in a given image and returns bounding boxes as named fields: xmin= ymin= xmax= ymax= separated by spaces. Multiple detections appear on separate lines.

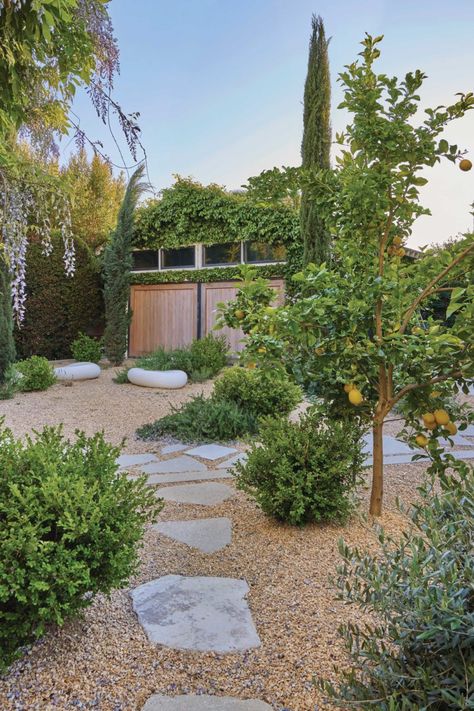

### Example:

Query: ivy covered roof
xmin=133 ymin=177 xmax=299 ymax=249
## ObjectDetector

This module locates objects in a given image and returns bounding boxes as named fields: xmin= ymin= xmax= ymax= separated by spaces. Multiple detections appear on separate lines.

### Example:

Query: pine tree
xmin=103 ymin=165 xmax=147 ymax=365
xmin=300 ymin=15 xmax=331 ymax=265
xmin=0 ymin=257 xmax=15 ymax=384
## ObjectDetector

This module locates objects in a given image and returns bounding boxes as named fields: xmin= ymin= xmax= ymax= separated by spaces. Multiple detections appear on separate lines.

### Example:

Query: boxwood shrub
xmin=234 ymin=407 xmax=364 ymax=525
xmin=16 ymin=355 xmax=56 ymax=391
xmin=0 ymin=422 xmax=161 ymax=670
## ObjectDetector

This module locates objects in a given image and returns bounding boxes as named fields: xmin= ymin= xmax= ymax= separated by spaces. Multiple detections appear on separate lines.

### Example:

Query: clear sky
xmin=69 ymin=0 xmax=474 ymax=248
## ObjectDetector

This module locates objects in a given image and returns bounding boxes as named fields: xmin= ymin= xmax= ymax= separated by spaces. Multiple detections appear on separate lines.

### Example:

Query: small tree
xmin=300 ymin=14 xmax=331 ymax=265
xmin=218 ymin=36 xmax=474 ymax=516
xmin=0 ymin=257 xmax=15 ymax=384
xmin=103 ymin=165 xmax=147 ymax=365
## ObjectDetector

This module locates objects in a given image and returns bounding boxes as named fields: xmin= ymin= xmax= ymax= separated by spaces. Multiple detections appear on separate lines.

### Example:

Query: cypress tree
xmin=0 ymin=257 xmax=15 ymax=384
xmin=103 ymin=164 xmax=147 ymax=365
xmin=300 ymin=15 xmax=331 ymax=265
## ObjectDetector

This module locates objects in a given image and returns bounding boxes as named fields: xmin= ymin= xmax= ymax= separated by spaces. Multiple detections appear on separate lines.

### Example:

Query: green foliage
xmin=14 ymin=234 xmax=103 ymax=360
xmin=213 ymin=365 xmax=302 ymax=419
xmin=127 ymin=334 xmax=228 ymax=383
xmin=320 ymin=459 xmax=474 ymax=709
xmin=0 ymin=422 xmax=161 ymax=670
xmin=113 ymin=366 xmax=132 ymax=384
xmin=0 ymin=257 xmax=15 ymax=383
xmin=134 ymin=176 xmax=299 ymax=250
xmin=15 ymin=355 xmax=56 ymax=392
xmin=300 ymin=14 xmax=332 ymax=265
xmin=61 ymin=150 xmax=126 ymax=251
xmin=71 ymin=332 xmax=102 ymax=364
xmin=0 ymin=365 xmax=20 ymax=400
xmin=137 ymin=394 xmax=258 ymax=443
xmin=235 ymin=408 xmax=363 ymax=525
xmin=130 ymin=263 xmax=285 ymax=285
xmin=103 ymin=165 xmax=148 ymax=365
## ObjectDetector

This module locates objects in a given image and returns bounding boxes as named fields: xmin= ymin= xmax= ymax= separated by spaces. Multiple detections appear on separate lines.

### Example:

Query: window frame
xmin=131 ymin=249 xmax=159 ymax=271
xmin=243 ymin=240 xmax=287 ymax=265
xmin=160 ymin=245 xmax=197 ymax=270
xmin=202 ymin=241 xmax=242 ymax=268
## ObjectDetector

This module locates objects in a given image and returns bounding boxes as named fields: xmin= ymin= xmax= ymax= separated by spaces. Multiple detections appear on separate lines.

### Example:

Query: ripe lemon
xmin=257 ymin=347 xmax=266 ymax=354
xmin=434 ymin=409 xmax=450 ymax=426
xmin=445 ymin=421 xmax=457 ymax=435
xmin=431 ymin=390 xmax=441 ymax=398
xmin=459 ymin=158 xmax=472 ymax=172
xmin=348 ymin=388 xmax=363 ymax=405
xmin=393 ymin=235 xmax=403 ymax=247
xmin=235 ymin=309 xmax=245 ymax=320
xmin=425 ymin=421 xmax=437 ymax=430
xmin=397 ymin=248 xmax=406 ymax=257
xmin=246 ymin=362 xmax=256 ymax=369
xmin=415 ymin=434 xmax=429 ymax=447
xmin=344 ymin=383 xmax=355 ymax=393
xmin=315 ymin=347 xmax=325 ymax=355
xmin=422 ymin=412 xmax=436 ymax=425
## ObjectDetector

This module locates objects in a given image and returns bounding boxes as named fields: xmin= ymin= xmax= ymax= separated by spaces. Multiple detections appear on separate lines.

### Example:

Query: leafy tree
xmin=218 ymin=36 xmax=474 ymax=516
xmin=103 ymin=165 xmax=148 ymax=365
xmin=300 ymin=14 xmax=331 ymax=265
xmin=62 ymin=150 xmax=125 ymax=251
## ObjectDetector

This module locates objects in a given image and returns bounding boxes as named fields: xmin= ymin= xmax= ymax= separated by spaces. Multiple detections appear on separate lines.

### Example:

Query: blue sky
xmin=69 ymin=0 xmax=474 ymax=247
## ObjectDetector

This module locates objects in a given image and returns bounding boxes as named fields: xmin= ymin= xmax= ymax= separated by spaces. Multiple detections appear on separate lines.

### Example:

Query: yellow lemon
xmin=235 ymin=309 xmax=245 ymax=320
xmin=393 ymin=235 xmax=403 ymax=247
xmin=445 ymin=421 xmax=457 ymax=436
xmin=348 ymin=389 xmax=363 ymax=405
xmin=257 ymin=347 xmax=266 ymax=354
xmin=344 ymin=383 xmax=355 ymax=393
xmin=425 ymin=421 xmax=437 ymax=430
xmin=246 ymin=362 xmax=256 ymax=369
xmin=422 ymin=412 xmax=436 ymax=425
xmin=415 ymin=434 xmax=429 ymax=447
xmin=431 ymin=391 xmax=441 ymax=398
xmin=459 ymin=158 xmax=472 ymax=172
xmin=434 ymin=409 xmax=450 ymax=426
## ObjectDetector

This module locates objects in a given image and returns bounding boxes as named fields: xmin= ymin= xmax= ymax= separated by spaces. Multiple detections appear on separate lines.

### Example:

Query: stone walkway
xmin=118 ymin=433 xmax=474 ymax=709
xmin=118 ymin=442 xmax=265 ymax=710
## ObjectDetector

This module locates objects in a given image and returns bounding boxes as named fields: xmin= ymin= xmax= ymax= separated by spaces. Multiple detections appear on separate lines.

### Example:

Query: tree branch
xmin=399 ymin=242 xmax=474 ymax=334
xmin=387 ymin=370 xmax=463 ymax=411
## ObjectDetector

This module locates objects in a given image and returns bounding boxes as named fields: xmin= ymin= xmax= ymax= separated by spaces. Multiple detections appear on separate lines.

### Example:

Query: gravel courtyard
xmin=0 ymin=365 xmax=459 ymax=711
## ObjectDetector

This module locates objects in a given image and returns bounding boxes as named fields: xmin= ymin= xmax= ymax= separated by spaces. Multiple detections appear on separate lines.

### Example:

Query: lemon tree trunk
xmin=369 ymin=419 xmax=384 ymax=516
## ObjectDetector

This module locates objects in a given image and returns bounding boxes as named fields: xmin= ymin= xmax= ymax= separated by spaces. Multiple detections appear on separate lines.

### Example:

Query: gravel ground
xmin=0 ymin=366 xmax=470 ymax=711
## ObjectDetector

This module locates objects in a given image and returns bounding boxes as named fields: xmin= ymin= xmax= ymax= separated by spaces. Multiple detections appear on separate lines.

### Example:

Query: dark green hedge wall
xmin=14 ymin=235 xmax=104 ymax=360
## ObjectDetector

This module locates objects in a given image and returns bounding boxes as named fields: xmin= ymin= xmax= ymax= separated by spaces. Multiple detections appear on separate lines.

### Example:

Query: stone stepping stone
xmin=158 ymin=482 xmax=235 ymax=506
xmin=438 ymin=434 xmax=473 ymax=447
xmin=147 ymin=470 xmax=232 ymax=485
xmin=130 ymin=575 xmax=261 ymax=653
xmin=217 ymin=453 xmax=248 ymax=469
xmin=116 ymin=453 xmax=158 ymax=468
xmin=161 ymin=443 xmax=188 ymax=455
xmin=362 ymin=435 xmax=412 ymax=456
xmin=461 ymin=425 xmax=474 ymax=437
xmin=140 ymin=456 xmax=207 ymax=475
xmin=153 ymin=517 xmax=232 ymax=553
xmin=142 ymin=695 xmax=272 ymax=710
xmin=364 ymin=449 xmax=474 ymax=467
xmin=184 ymin=444 xmax=238 ymax=461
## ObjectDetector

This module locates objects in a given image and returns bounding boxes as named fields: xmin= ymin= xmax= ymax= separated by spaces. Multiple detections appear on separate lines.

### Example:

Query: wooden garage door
xmin=129 ymin=284 xmax=197 ymax=356
xmin=203 ymin=279 xmax=285 ymax=353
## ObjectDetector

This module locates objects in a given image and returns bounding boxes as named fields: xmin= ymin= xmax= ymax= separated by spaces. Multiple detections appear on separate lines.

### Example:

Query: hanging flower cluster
xmin=0 ymin=177 xmax=74 ymax=324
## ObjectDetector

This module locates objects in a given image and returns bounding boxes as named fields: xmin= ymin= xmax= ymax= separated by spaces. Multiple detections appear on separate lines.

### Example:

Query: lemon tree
xmin=218 ymin=35 xmax=474 ymax=515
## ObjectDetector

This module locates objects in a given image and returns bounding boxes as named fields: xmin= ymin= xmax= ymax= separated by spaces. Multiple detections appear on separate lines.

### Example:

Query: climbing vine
xmin=130 ymin=263 xmax=285 ymax=286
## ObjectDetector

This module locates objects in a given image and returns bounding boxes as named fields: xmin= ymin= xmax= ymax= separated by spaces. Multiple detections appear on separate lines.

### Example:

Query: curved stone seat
xmin=54 ymin=362 xmax=101 ymax=381
xmin=127 ymin=367 xmax=188 ymax=389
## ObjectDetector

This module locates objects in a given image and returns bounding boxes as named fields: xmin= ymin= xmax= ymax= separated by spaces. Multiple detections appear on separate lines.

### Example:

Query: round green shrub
xmin=189 ymin=334 xmax=228 ymax=377
xmin=71 ymin=332 xmax=102 ymax=363
xmin=14 ymin=234 xmax=103 ymax=360
xmin=213 ymin=365 xmax=302 ymax=418
xmin=0 ymin=422 xmax=161 ymax=670
xmin=234 ymin=408 xmax=364 ymax=525
xmin=15 ymin=355 xmax=56 ymax=391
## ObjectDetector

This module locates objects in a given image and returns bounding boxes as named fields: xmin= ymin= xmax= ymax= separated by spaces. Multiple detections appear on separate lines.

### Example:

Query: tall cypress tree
xmin=300 ymin=15 xmax=331 ymax=265
xmin=0 ymin=257 xmax=15 ymax=384
xmin=103 ymin=164 xmax=147 ymax=365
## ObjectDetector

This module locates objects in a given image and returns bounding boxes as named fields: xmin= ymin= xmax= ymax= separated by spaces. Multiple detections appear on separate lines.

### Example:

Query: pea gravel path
xmin=0 ymin=365 xmax=470 ymax=710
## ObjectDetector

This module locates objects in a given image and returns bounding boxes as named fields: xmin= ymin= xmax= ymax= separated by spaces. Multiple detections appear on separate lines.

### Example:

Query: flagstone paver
xmin=116 ymin=453 xmax=158 ymax=468
xmin=161 ymin=443 xmax=189 ymax=455
xmin=147 ymin=470 xmax=232 ymax=485
xmin=362 ymin=434 xmax=412 ymax=456
xmin=438 ymin=434 xmax=473 ymax=447
xmin=142 ymin=695 xmax=272 ymax=710
xmin=460 ymin=424 xmax=474 ymax=436
xmin=153 ymin=517 xmax=232 ymax=553
xmin=140 ymin=456 xmax=207 ymax=475
xmin=130 ymin=575 xmax=261 ymax=653
xmin=184 ymin=444 xmax=238 ymax=461
xmin=217 ymin=453 xmax=248 ymax=469
xmin=158 ymin=482 xmax=236 ymax=506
